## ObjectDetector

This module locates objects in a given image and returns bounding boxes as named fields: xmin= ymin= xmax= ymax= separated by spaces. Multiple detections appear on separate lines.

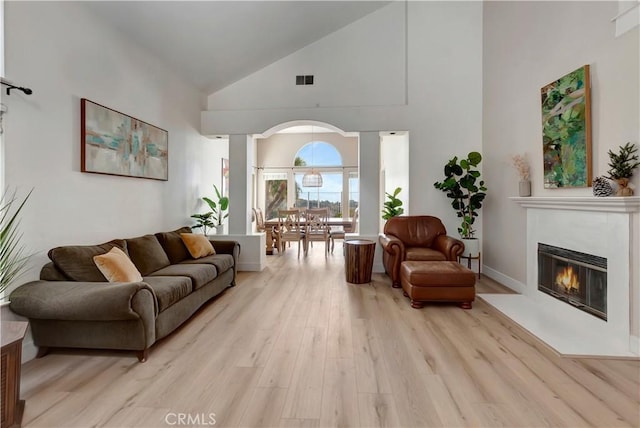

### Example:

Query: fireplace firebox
xmin=537 ymin=243 xmax=607 ymax=320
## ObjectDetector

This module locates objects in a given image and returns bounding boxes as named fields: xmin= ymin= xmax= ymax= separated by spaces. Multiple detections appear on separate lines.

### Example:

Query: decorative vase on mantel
xmin=215 ymin=224 xmax=225 ymax=235
xmin=519 ymin=180 xmax=531 ymax=197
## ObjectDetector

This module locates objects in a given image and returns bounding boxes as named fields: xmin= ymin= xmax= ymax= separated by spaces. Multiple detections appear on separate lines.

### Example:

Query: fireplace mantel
xmin=481 ymin=195 xmax=640 ymax=356
xmin=510 ymin=196 xmax=640 ymax=213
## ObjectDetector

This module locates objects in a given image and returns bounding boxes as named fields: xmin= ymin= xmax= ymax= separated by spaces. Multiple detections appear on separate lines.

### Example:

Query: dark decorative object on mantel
xmin=592 ymin=176 xmax=616 ymax=197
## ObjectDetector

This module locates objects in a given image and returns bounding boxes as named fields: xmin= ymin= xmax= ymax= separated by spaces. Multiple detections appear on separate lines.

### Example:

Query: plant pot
xmin=518 ymin=180 xmax=531 ymax=197
xmin=461 ymin=238 xmax=480 ymax=257
xmin=614 ymin=178 xmax=634 ymax=196
xmin=215 ymin=225 xmax=225 ymax=235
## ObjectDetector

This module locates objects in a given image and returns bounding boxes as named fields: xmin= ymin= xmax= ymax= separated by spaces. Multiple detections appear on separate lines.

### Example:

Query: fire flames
xmin=555 ymin=266 xmax=579 ymax=293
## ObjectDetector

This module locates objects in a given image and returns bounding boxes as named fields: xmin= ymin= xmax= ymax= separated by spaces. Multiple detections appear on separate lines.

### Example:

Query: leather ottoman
xmin=400 ymin=261 xmax=476 ymax=309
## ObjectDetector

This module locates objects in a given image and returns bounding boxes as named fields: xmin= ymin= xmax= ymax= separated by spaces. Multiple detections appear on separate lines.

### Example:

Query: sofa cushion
xmin=94 ymin=247 xmax=143 ymax=283
xmin=180 ymin=233 xmax=216 ymax=259
xmin=48 ymin=239 xmax=128 ymax=282
xmin=180 ymin=254 xmax=234 ymax=274
xmin=142 ymin=276 xmax=193 ymax=312
xmin=149 ymin=264 xmax=217 ymax=290
xmin=405 ymin=247 xmax=448 ymax=262
xmin=155 ymin=227 xmax=192 ymax=264
xmin=126 ymin=235 xmax=171 ymax=276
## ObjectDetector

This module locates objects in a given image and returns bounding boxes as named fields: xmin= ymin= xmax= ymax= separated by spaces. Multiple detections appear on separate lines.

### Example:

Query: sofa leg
xmin=410 ymin=300 xmax=424 ymax=309
xmin=137 ymin=349 xmax=149 ymax=363
xmin=460 ymin=302 xmax=473 ymax=309
xmin=392 ymin=282 xmax=401 ymax=289
xmin=36 ymin=346 xmax=50 ymax=358
xmin=402 ymin=291 xmax=409 ymax=298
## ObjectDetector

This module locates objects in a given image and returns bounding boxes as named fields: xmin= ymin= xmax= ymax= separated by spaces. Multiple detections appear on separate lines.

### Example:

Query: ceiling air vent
xmin=296 ymin=75 xmax=314 ymax=86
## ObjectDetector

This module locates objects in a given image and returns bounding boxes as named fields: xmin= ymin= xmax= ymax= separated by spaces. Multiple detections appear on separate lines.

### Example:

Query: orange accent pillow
xmin=180 ymin=233 xmax=216 ymax=259
xmin=93 ymin=247 xmax=143 ymax=283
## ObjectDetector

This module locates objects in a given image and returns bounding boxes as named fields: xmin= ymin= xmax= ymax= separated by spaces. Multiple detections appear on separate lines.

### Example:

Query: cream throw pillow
xmin=180 ymin=233 xmax=216 ymax=259
xmin=93 ymin=247 xmax=143 ymax=283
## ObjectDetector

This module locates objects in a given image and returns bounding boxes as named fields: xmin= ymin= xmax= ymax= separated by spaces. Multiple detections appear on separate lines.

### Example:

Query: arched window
xmin=294 ymin=141 xmax=343 ymax=167
xmin=293 ymin=141 xmax=347 ymax=216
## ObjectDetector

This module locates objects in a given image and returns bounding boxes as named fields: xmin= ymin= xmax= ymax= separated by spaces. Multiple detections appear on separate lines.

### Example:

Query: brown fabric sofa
xmin=9 ymin=227 xmax=239 ymax=362
xmin=379 ymin=216 xmax=464 ymax=287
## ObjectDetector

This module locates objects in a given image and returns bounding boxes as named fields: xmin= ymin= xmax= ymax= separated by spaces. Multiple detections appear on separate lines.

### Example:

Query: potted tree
xmin=382 ymin=187 xmax=404 ymax=220
xmin=203 ymin=184 xmax=229 ymax=234
xmin=607 ymin=142 xmax=640 ymax=196
xmin=433 ymin=151 xmax=487 ymax=257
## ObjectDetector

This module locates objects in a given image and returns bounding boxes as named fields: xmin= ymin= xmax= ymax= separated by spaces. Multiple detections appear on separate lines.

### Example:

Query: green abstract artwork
xmin=541 ymin=65 xmax=592 ymax=188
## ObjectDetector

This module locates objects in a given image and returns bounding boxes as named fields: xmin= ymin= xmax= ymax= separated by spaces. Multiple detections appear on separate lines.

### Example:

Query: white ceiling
xmin=83 ymin=1 xmax=390 ymax=94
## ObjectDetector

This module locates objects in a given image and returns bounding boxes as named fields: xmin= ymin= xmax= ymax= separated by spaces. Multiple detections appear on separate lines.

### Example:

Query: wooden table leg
xmin=266 ymin=229 xmax=274 ymax=255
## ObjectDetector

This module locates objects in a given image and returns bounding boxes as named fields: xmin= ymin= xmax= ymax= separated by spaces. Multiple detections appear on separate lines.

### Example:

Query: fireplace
xmin=538 ymin=243 xmax=607 ymax=321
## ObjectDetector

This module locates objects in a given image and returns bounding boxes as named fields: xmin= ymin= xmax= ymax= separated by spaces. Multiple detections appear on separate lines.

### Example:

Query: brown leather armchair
xmin=379 ymin=216 xmax=464 ymax=287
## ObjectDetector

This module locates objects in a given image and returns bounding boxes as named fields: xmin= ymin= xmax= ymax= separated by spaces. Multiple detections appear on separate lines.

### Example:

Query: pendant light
xmin=302 ymin=126 xmax=323 ymax=187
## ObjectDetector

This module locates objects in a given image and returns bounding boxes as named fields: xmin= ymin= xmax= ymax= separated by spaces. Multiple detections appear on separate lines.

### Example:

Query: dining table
xmin=263 ymin=217 xmax=353 ymax=255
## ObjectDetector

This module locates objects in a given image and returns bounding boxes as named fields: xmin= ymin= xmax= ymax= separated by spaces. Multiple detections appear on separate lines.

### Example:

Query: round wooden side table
xmin=344 ymin=239 xmax=376 ymax=284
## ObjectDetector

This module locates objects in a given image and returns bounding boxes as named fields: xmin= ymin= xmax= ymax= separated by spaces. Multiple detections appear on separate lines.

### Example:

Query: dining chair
xmin=304 ymin=208 xmax=331 ymax=256
xmin=277 ymin=209 xmax=306 ymax=257
xmin=254 ymin=207 xmax=280 ymax=252
xmin=330 ymin=207 xmax=359 ymax=253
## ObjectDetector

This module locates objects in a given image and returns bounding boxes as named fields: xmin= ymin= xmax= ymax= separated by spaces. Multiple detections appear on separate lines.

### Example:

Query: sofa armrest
xmin=9 ymin=280 xmax=158 ymax=321
xmin=379 ymin=233 xmax=405 ymax=255
xmin=379 ymin=233 xmax=405 ymax=286
xmin=433 ymin=235 xmax=465 ymax=261
xmin=209 ymin=240 xmax=240 ymax=285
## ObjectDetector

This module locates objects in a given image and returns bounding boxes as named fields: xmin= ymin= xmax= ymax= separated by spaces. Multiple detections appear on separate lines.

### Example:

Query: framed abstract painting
xmin=540 ymin=65 xmax=592 ymax=188
xmin=81 ymin=99 xmax=168 ymax=181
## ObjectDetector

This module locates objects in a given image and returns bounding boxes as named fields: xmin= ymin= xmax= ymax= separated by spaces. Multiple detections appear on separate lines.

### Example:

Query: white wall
xmin=381 ymin=133 xmax=409 ymax=229
xmin=203 ymin=1 xmax=483 ymax=239
xmin=483 ymin=2 xmax=639 ymax=333
xmin=2 ymin=1 xmax=225 ymax=291
xmin=207 ymin=1 xmax=407 ymax=111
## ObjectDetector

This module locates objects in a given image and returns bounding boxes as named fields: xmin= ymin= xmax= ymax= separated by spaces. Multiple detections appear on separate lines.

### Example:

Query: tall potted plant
xmin=203 ymin=184 xmax=229 ymax=234
xmin=1 ymin=189 xmax=33 ymax=298
xmin=433 ymin=151 xmax=487 ymax=257
xmin=382 ymin=187 xmax=404 ymax=220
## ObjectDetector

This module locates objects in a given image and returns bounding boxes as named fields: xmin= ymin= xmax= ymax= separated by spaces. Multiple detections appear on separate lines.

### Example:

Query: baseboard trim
xmin=482 ymin=264 xmax=526 ymax=294
xmin=631 ymin=335 xmax=640 ymax=355
xmin=237 ymin=262 xmax=264 ymax=272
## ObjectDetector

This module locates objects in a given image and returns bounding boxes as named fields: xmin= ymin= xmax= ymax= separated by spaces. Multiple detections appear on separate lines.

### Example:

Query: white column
xmin=358 ymin=132 xmax=381 ymax=235
xmin=228 ymin=134 xmax=253 ymax=234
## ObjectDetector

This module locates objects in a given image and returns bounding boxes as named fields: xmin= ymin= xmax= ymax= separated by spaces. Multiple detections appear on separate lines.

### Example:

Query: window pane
xmin=348 ymin=172 xmax=359 ymax=217
xmin=294 ymin=172 xmax=342 ymax=216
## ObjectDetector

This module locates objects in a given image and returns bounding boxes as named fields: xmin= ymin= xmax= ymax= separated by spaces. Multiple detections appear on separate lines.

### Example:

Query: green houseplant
xmin=190 ymin=212 xmax=215 ymax=236
xmin=203 ymin=184 xmax=229 ymax=234
xmin=433 ymin=152 xmax=487 ymax=255
xmin=607 ymin=142 xmax=640 ymax=196
xmin=1 ymin=189 xmax=33 ymax=297
xmin=382 ymin=187 xmax=404 ymax=220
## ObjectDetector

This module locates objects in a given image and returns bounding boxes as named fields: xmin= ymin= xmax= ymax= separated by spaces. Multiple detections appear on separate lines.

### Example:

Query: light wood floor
xmin=20 ymin=245 xmax=640 ymax=427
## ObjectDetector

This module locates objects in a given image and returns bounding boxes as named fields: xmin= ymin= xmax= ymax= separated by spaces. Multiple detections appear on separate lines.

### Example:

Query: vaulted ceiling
xmin=83 ymin=1 xmax=391 ymax=94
